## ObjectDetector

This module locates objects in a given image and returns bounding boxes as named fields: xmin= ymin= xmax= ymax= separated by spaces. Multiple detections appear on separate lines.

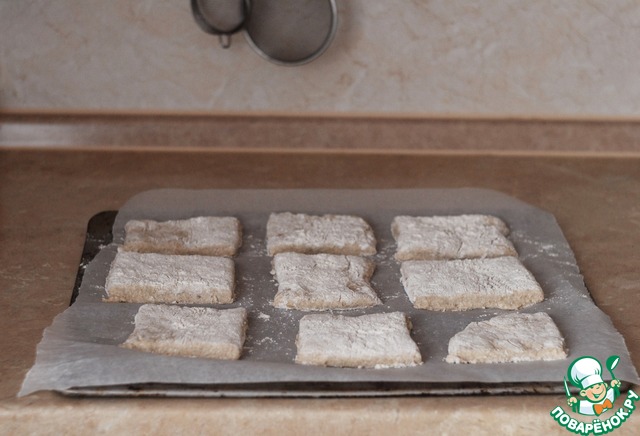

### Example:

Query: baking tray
xmin=20 ymin=189 xmax=640 ymax=397
xmin=63 ymin=211 xmax=559 ymax=397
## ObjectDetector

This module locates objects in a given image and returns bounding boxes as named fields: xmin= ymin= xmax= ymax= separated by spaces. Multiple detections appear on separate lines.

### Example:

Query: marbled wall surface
xmin=1 ymin=0 xmax=639 ymax=117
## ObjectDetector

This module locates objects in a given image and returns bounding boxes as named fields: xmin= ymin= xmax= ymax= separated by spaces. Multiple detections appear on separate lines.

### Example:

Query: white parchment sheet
xmin=20 ymin=189 xmax=640 ymax=397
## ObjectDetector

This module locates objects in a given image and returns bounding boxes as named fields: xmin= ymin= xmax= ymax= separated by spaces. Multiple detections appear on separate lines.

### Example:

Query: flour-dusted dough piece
xmin=446 ymin=312 xmax=567 ymax=364
xmin=272 ymin=252 xmax=381 ymax=311
xmin=295 ymin=312 xmax=422 ymax=368
xmin=104 ymin=251 xmax=235 ymax=304
xmin=266 ymin=212 xmax=376 ymax=256
xmin=400 ymin=256 xmax=544 ymax=311
xmin=122 ymin=216 xmax=242 ymax=256
xmin=391 ymin=214 xmax=517 ymax=261
xmin=121 ymin=305 xmax=247 ymax=359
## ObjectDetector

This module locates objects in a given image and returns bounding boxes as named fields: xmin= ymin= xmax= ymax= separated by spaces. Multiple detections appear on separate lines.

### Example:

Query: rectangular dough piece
xmin=266 ymin=212 xmax=377 ymax=256
xmin=295 ymin=312 xmax=422 ymax=368
xmin=272 ymin=252 xmax=381 ymax=311
xmin=391 ymin=214 xmax=517 ymax=261
xmin=105 ymin=251 xmax=235 ymax=304
xmin=446 ymin=312 xmax=568 ymax=364
xmin=122 ymin=216 xmax=242 ymax=256
xmin=400 ymin=256 xmax=544 ymax=311
xmin=121 ymin=305 xmax=247 ymax=360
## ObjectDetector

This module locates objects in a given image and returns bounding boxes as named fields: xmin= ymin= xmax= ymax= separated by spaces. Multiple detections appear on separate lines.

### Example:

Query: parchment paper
xmin=19 ymin=188 xmax=640 ymax=397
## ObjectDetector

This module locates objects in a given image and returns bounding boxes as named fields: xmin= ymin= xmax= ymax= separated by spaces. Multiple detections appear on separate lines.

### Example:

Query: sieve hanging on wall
xmin=191 ymin=0 xmax=338 ymax=66
xmin=191 ymin=0 xmax=248 ymax=49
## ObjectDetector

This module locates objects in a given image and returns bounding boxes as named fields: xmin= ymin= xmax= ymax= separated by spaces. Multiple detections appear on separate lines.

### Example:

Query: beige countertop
xmin=1 ymin=147 xmax=639 ymax=434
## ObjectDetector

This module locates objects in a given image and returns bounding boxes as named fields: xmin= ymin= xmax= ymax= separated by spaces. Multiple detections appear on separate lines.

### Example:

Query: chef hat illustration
xmin=569 ymin=357 xmax=604 ymax=389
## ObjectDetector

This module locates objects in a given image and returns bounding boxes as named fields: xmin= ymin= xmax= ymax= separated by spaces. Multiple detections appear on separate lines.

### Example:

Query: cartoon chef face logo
xmin=551 ymin=356 xmax=639 ymax=434
xmin=565 ymin=356 xmax=621 ymax=416
xmin=582 ymin=382 xmax=608 ymax=402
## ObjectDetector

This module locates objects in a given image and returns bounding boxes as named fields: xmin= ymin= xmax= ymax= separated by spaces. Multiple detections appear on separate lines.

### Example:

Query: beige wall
xmin=1 ymin=0 xmax=639 ymax=117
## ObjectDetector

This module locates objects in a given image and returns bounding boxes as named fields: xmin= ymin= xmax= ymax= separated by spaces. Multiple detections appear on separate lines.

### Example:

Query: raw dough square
xmin=272 ymin=252 xmax=381 ymax=311
xmin=446 ymin=312 xmax=567 ymax=363
xmin=295 ymin=312 xmax=422 ymax=368
xmin=122 ymin=216 xmax=242 ymax=256
xmin=391 ymin=214 xmax=517 ymax=261
xmin=266 ymin=212 xmax=376 ymax=256
xmin=105 ymin=251 xmax=235 ymax=304
xmin=400 ymin=256 xmax=544 ymax=311
xmin=122 ymin=305 xmax=247 ymax=360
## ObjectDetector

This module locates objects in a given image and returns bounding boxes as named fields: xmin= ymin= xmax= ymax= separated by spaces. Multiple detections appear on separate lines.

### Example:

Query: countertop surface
xmin=1 ymin=148 xmax=639 ymax=434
